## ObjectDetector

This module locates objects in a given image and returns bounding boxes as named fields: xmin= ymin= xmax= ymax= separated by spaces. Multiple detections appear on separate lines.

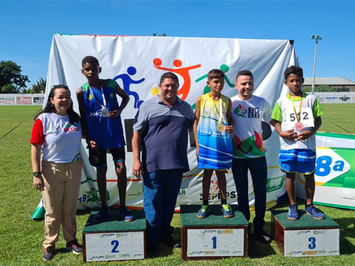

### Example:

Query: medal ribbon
xmin=289 ymin=92 xmax=303 ymax=123
xmin=89 ymin=83 xmax=107 ymax=109
xmin=211 ymin=96 xmax=223 ymax=125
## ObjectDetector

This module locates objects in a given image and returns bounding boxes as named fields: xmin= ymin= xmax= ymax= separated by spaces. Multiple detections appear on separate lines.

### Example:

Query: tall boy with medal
xmin=271 ymin=65 xmax=325 ymax=220
xmin=77 ymin=56 xmax=134 ymax=222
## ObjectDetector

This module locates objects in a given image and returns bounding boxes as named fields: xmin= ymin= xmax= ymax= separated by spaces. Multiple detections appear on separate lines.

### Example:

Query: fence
xmin=314 ymin=92 xmax=355 ymax=103
xmin=0 ymin=94 xmax=44 ymax=105
xmin=1 ymin=92 xmax=355 ymax=106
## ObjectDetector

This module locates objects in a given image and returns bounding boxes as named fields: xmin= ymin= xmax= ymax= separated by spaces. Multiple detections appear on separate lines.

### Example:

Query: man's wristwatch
xmin=33 ymin=172 xmax=41 ymax=177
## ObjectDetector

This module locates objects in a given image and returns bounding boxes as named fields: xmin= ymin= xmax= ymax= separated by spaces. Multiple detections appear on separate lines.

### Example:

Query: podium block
xmin=180 ymin=205 xmax=248 ymax=260
xmin=271 ymin=210 xmax=340 ymax=257
xmin=82 ymin=210 xmax=146 ymax=262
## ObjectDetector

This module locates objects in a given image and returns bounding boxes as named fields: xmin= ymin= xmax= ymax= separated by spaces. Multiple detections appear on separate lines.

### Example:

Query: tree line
xmin=0 ymin=60 xmax=46 ymax=93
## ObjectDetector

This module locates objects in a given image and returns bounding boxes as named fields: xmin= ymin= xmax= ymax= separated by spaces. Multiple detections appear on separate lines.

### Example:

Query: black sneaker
xmin=147 ymin=242 xmax=160 ymax=256
xmin=66 ymin=240 xmax=83 ymax=254
xmin=93 ymin=207 xmax=110 ymax=223
xmin=118 ymin=207 xmax=135 ymax=222
xmin=254 ymin=229 xmax=272 ymax=244
xmin=43 ymin=245 xmax=55 ymax=261
xmin=161 ymin=235 xmax=181 ymax=248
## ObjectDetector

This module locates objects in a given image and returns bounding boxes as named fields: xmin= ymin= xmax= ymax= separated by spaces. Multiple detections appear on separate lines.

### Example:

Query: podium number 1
xmin=308 ymin=237 xmax=316 ymax=249
xmin=111 ymin=240 xmax=120 ymax=253
xmin=212 ymin=236 xmax=217 ymax=249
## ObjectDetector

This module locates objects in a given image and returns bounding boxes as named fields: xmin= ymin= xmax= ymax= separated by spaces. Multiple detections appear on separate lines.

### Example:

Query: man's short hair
xmin=82 ymin=56 xmax=99 ymax=67
xmin=284 ymin=65 xmax=303 ymax=80
xmin=160 ymin=72 xmax=179 ymax=85
xmin=207 ymin=69 xmax=225 ymax=81
xmin=236 ymin=70 xmax=254 ymax=82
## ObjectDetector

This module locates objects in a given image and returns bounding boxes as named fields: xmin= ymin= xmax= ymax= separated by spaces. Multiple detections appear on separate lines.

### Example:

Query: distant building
xmin=303 ymin=77 xmax=355 ymax=92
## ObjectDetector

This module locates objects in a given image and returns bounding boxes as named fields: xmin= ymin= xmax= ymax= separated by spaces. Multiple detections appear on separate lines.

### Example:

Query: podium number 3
xmin=308 ymin=237 xmax=316 ymax=249
xmin=111 ymin=240 xmax=120 ymax=253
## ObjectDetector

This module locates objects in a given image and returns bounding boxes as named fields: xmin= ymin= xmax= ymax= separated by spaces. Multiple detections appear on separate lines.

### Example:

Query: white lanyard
xmin=89 ymin=85 xmax=107 ymax=108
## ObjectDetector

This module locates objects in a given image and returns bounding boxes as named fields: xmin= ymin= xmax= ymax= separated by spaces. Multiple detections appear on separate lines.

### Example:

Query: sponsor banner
xmin=0 ymin=96 xmax=15 ymax=105
xmin=0 ymin=94 xmax=44 ymax=105
xmin=296 ymin=133 xmax=355 ymax=209
xmin=16 ymin=96 xmax=32 ymax=105
xmin=33 ymin=96 xmax=44 ymax=104
xmin=315 ymin=92 xmax=355 ymax=103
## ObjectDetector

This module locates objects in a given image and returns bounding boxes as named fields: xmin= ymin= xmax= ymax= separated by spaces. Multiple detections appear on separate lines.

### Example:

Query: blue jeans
xmin=232 ymin=157 xmax=267 ymax=232
xmin=143 ymin=169 xmax=183 ymax=244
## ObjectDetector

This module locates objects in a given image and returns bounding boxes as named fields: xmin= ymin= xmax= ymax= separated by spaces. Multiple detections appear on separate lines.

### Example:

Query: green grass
xmin=0 ymin=104 xmax=354 ymax=265
xmin=320 ymin=103 xmax=355 ymax=134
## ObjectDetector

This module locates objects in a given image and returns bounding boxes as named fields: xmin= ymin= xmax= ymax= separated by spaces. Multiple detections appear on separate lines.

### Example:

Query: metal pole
xmin=311 ymin=40 xmax=318 ymax=95
xmin=311 ymin=35 xmax=321 ymax=95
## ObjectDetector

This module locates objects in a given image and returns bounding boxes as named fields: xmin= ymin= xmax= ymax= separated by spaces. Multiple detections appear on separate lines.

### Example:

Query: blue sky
xmin=1 ymin=0 xmax=355 ymax=87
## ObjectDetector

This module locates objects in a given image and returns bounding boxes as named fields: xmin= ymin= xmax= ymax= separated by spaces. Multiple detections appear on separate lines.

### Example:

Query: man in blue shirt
xmin=132 ymin=72 xmax=194 ymax=254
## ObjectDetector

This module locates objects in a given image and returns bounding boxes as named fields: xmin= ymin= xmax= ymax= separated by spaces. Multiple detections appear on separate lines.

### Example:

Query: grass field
xmin=0 ymin=104 xmax=354 ymax=265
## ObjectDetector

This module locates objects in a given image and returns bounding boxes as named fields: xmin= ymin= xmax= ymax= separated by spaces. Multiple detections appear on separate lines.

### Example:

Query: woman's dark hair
xmin=35 ymin=85 xmax=80 ymax=124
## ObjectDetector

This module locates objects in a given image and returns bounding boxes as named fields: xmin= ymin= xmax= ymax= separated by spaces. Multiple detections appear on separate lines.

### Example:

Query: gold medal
xmin=217 ymin=123 xmax=225 ymax=132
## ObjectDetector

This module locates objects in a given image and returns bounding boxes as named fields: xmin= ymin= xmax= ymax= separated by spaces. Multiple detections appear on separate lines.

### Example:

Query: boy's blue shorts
xmin=279 ymin=149 xmax=316 ymax=175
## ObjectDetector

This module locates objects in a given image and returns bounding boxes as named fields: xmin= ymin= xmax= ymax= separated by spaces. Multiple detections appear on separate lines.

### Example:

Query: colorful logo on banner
xmin=113 ymin=61 xmax=235 ymax=109
xmin=267 ymin=175 xmax=285 ymax=192
xmin=315 ymin=148 xmax=354 ymax=189
xmin=297 ymin=147 xmax=354 ymax=190
xmin=113 ymin=66 xmax=145 ymax=109
xmin=199 ymin=179 xmax=236 ymax=200
xmin=192 ymin=64 xmax=235 ymax=109
xmin=153 ymin=58 xmax=201 ymax=100
xmin=195 ymin=64 xmax=235 ymax=93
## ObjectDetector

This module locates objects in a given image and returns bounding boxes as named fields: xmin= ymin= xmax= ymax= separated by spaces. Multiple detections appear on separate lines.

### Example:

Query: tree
xmin=304 ymin=85 xmax=335 ymax=93
xmin=315 ymin=85 xmax=335 ymax=92
xmin=0 ymin=61 xmax=30 ymax=93
xmin=24 ymin=78 xmax=46 ymax=93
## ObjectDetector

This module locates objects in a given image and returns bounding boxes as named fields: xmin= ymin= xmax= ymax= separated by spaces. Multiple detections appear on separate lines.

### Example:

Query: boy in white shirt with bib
xmin=271 ymin=65 xmax=325 ymax=220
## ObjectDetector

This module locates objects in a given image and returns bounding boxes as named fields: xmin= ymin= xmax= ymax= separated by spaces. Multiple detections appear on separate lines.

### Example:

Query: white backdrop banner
xmin=44 ymin=34 xmax=301 ymax=211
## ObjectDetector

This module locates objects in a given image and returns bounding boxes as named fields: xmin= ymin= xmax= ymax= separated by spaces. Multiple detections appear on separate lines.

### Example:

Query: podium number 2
xmin=212 ymin=236 xmax=217 ymax=249
xmin=111 ymin=240 xmax=120 ymax=253
xmin=308 ymin=237 xmax=316 ymax=249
